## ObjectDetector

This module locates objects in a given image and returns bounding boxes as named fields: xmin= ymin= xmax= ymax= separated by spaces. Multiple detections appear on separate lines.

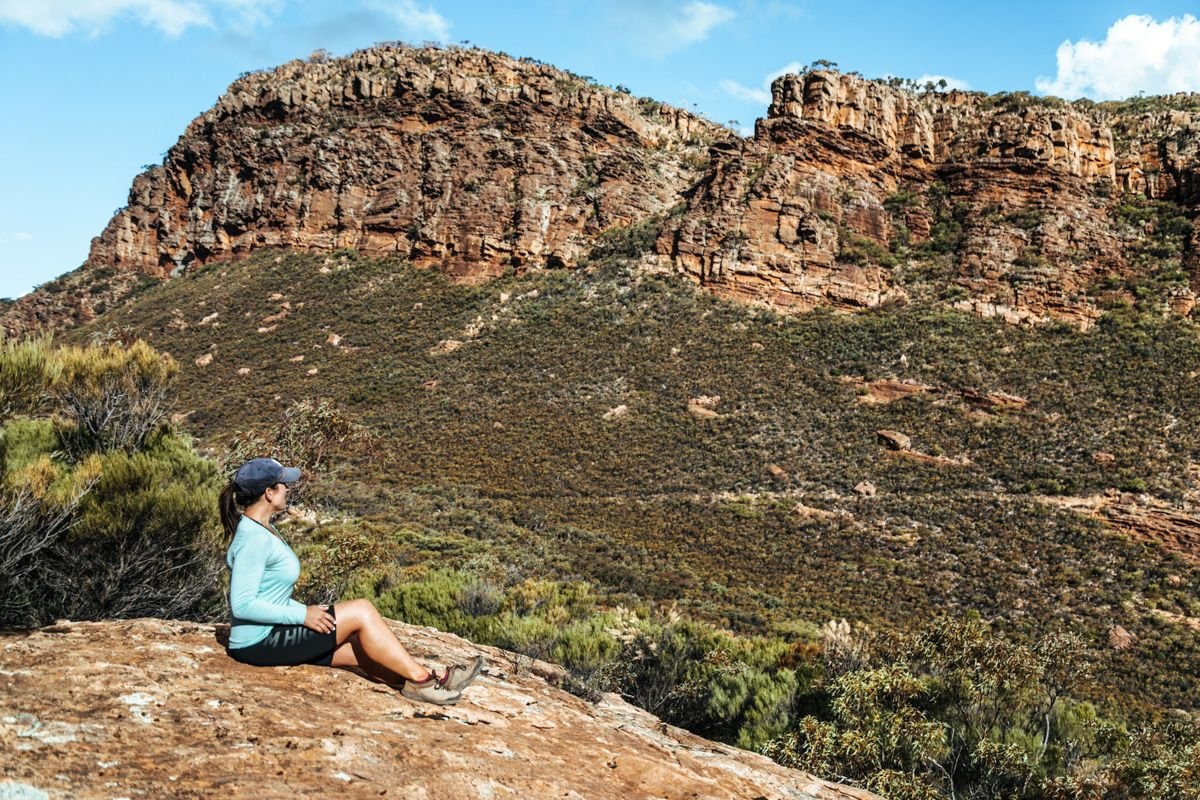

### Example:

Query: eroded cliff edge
xmin=661 ymin=71 xmax=1200 ymax=325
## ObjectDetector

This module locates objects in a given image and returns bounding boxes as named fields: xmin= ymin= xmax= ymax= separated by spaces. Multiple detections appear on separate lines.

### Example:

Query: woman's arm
xmin=228 ymin=532 xmax=307 ymax=625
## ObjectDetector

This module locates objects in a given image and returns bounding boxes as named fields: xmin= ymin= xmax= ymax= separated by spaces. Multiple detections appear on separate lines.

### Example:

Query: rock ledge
xmin=1 ymin=618 xmax=877 ymax=800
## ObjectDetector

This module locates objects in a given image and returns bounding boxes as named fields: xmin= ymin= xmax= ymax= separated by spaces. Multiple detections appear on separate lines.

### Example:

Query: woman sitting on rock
xmin=219 ymin=457 xmax=481 ymax=705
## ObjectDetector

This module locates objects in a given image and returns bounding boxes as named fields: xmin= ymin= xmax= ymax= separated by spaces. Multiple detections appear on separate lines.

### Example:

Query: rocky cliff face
xmin=660 ymin=71 xmax=1200 ymax=326
xmin=0 ymin=618 xmax=878 ymax=800
xmin=4 ymin=47 xmax=1198 ymax=334
xmin=93 ymin=46 xmax=721 ymax=280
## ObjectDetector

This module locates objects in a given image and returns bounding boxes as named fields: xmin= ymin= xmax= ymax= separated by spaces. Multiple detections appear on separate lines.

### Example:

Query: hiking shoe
xmin=400 ymin=672 xmax=461 ymax=706
xmin=441 ymin=655 xmax=485 ymax=692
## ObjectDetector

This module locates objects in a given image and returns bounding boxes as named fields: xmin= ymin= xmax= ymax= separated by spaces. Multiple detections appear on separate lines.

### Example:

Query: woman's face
xmin=264 ymin=482 xmax=289 ymax=513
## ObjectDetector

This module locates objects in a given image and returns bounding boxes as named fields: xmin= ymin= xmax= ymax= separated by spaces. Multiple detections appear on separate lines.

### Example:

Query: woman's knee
xmin=335 ymin=598 xmax=380 ymax=627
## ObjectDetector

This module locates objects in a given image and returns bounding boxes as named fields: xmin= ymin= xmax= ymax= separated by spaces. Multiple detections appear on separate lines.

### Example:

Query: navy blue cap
xmin=234 ymin=458 xmax=302 ymax=494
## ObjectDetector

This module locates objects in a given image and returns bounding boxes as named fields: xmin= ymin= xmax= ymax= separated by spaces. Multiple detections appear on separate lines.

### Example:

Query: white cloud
xmin=366 ymin=0 xmax=450 ymax=42
xmin=0 ymin=0 xmax=284 ymax=37
xmin=913 ymin=74 xmax=970 ymax=91
xmin=671 ymin=1 xmax=733 ymax=45
xmin=720 ymin=60 xmax=804 ymax=105
xmin=14 ymin=232 xmax=32 ymax=241
xmin=219 ymin=0 xmax=284 ymax=27
xmin=611 ymin=1 xmax=734 ymax=58
xmin=719 ymin=79 xmax=769 ymax=105
xmin=1035 ymin=14 xmax=1200 ymax=100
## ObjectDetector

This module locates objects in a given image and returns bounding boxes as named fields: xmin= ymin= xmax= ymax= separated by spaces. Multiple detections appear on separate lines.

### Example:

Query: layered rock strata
xmin=4 ymin=47 xmax=1199 ymax=334
xmin=0 ymin=618 xmax=878 ymax=800
xmin=659 ymin=71 xmax=1199 ymax=325
xmin=90 ymin=47 xmax=721 ymax=281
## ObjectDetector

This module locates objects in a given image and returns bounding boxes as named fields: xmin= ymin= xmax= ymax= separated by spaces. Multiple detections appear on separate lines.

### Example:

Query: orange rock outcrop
xmin=0 ymin=618 xmax=879 ymax=800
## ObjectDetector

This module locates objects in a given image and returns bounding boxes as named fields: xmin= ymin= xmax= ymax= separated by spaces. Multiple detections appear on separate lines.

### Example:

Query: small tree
xmin=223 ymin=396 xmax=380 ymax=504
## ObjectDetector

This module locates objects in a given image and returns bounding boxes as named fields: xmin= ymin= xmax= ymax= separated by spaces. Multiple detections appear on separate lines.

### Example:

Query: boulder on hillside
xmin=876 ymin=429 xmax=911 ymax=451
xmin=687 ymin=395 xmax=722 ymax=419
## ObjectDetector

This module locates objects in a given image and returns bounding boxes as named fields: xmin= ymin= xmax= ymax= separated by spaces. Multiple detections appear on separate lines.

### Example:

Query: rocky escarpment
xmin=1 ymin=45 xmax=725 ymax=334
xmin=0 ymin=618 xmax=878 ymax=800
xmin=90 ymin=48 xmax=720 ymax=277
xmin=3 ymin=47 xmax=1199 ymax=334
xmin=661 ymin=72 xmax=1200 ymax=326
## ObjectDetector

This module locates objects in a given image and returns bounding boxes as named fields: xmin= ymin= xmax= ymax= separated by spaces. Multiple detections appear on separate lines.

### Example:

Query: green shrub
xmin=293 ymin=522 xmax=395 ymax=605
xmin=44 ymin=432 xmax=222 ymax=622
xmin=1101 ymin=717 xmax=1200 ymax=800
xmin=584 ymin=217 xmax=663 ymax=263
xmin=763 ymin=618 xmax=1110 ymax=799
xmin=837 ymin=228 xmax=898 ymax=267
xmin=0 ymin=337 xmax=224 ymax=628
xmin=223 ymin=396 xmax=381 ymax=506
xmin=0 ymin=335 xmax=58 ymax=420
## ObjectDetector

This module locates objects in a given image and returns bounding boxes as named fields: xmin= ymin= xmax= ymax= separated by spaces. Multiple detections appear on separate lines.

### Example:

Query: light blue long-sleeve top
xmin=226 ymin=515 xmax=308 ymax=649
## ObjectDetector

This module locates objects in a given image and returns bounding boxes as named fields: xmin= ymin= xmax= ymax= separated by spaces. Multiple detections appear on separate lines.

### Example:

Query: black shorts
xmin=227 ymin=604 xmax=338 ymax=667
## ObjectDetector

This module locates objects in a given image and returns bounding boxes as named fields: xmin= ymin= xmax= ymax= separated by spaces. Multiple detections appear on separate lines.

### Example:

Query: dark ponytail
xmin=219 ymin=481 xmax=265 ymax=544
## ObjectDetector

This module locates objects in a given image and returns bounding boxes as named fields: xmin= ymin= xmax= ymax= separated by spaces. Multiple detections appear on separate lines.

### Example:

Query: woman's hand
xmin=304 ymin=605 xmax=336 ymax=635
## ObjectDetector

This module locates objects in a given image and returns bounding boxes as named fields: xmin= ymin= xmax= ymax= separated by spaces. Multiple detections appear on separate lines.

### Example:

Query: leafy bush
xmin=838 ymin=227 xmax=898 ymax=267
xmin=223 ymin=396 xmax=381 ymax=505
xmin=0 ymin=455 xmax=94 ymax=626
xmin=290 ymin=522 xmax=399 ymax=608
xmin=1100 ymin=717 xmax=1200 ymax=800
xmin=0 ymin=335 xmax=58 ymax=419
xmin=760 ymin=617 xmax=1197 ymax=800
xmin=583 ymin=217 xmax=663 ymax=263
xmin=42 ymin=434 xmax=222 ymax=623
xmin=0 ymin=337 xmax=223 ymax=628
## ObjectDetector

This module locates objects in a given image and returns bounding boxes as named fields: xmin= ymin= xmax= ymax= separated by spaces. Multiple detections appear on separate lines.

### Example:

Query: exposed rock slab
xmin=1040 ymin=492 xmax=1200 ymax=564
xmin=0 ymin=618 xmax=878 ymax=800
xmin=852 ymin=378 xmax=933 ymax=405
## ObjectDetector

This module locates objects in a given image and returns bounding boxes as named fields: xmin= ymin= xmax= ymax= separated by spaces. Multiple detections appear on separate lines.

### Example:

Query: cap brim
xmin=280 ymin=466 xmax=302 ymax=484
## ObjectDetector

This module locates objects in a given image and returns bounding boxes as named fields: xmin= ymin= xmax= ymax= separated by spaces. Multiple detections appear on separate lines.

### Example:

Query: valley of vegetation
xmin=6 ymin=239 xmax=1199 ymax=798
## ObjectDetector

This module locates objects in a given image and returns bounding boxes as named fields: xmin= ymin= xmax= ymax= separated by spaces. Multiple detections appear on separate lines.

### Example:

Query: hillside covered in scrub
xmin=79 ymin=247 xmax=1200 ymax=705
xmin=5 ymin=249 xmax=1199 ymax=797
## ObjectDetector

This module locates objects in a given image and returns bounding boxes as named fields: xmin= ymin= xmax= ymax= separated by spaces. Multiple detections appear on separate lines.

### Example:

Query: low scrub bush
xmin=0 ymin=336 xmax=223 ymax=628
xmin=52 ymin=337 xmax=177 ymax=457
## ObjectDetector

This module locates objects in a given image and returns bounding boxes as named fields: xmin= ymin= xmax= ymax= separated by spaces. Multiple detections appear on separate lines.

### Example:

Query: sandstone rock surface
xmin=0 ymin=618 xmax=878 ymax=800
xmin=1041 ymin=491 xmax=1200 ymax=564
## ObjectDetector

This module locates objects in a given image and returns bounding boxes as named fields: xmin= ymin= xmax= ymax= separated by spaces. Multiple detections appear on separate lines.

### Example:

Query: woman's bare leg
xmin=328 ymin=634 xmax=405 ymax=685
xmin=331 ymin=599 xmax=430 ymax=682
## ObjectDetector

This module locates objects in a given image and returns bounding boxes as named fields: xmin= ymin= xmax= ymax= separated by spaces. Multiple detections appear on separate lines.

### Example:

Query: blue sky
xmin=2 ymin=1 xmax=1199 ymax=301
